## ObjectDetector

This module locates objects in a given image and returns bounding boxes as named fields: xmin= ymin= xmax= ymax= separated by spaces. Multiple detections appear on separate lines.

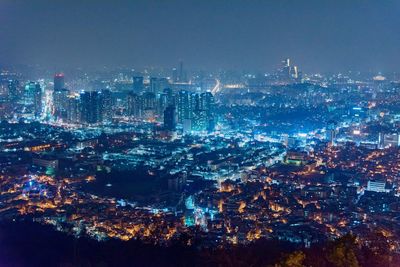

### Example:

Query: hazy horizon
xmin=1 ymin=0 xmax=400 ymax=73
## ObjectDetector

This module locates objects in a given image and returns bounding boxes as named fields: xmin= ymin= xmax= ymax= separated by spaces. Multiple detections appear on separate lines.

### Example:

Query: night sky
xmin=1 ymin=0 xmax=399 ymax=72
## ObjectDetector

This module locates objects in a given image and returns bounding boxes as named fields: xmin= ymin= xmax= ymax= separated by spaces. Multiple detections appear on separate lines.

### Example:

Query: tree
xmin=326 ymin=234 xmax=359 ymax=267
xmin=276 ymin=251 xmax=306 ymax=267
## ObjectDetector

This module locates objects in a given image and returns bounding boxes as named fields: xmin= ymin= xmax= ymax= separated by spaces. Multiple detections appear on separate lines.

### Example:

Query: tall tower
xmin=200 ymin=92 xmax=215 ymax=131
xmin=177 ymin=90 xmax=192 ymax=123
xmin=24 ymin=82 xmax=42 ymax=118
xmin=281 ymin=58 xmax=291 ymax=80
xmin=327 ymin=120 xmax=337 ymax=146
xmin=101 ymin=89 xmax=112 ymax=122
xmin=33 ymin=83 xmax=42 ymax=118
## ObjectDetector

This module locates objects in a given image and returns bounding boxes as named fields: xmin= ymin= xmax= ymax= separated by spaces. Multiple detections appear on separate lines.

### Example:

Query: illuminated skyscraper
xmin=53 ymin=88 xmax=69 ymax=119
xmin=189 ymin=92 xmax=215 ymax=132
xmin=80 ymin=91 xmax=103 ymax=124
xmin=200 ymin=92 xmax=215 ymax=131
xmin=24 ymin=82 xmax=36 ymax=106
xmin=191 ymin=109 xmax=208 ymax=132
xmin=33 ymin=83 xmax=42 ymax=118
xmin=380 ymin=133 xmax=400 ymax=148
xmin=66 ymin=95 xmax=80 ymax=123
xmin=101 ymin=89 xmax=112 ymax=121
xmin=177 ymin=90 xmax=192 ymax=123
xmin=127 ymin=92 xmax=142 ymax=117
xmin=327 ymin=120 xmax=337 ymax=146
xmin=24 ymin=82 xmax=42 ymax=118
xmin=280 ymin=58 xmax=291 ymax=80
xmin=278 ymin=58 xmax=302 ymax=82
xmin=53 ymin=73 xmax=68 ymax=120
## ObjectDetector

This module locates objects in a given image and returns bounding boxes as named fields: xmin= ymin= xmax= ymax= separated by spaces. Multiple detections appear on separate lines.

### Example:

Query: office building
xmin=164 ymin=105 xmax=176 ymax=131
xmin=149 ymin=77 xmax=169 ymax=94
xmin=101 ymin=89 xmax=112 ymax=121
xmin=177 ymin=90 xmax=193 ymax=123
xmin=367 ymin=180 xmax=387 ymax=193
xmin=67 ymin=95 xmax=81 ymax=123
xmin=33 ymin=83 xmax=42 ymax=117
xmin=54 ymin=73 xmax=65 ymax=91
xmin=80 ymin=91 xmax=103 ymax=124
xmin=132 ymin=76 xmax=144 ymax=93
xmin=127 ymin=92 xmax=142 ymax=117
xmin=53 ymin=88 xmax=70 ymax=119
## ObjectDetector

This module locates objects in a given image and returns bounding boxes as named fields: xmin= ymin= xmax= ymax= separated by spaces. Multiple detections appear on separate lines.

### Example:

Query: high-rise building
xmin=278 ymin=58 xmax=302 ymax=82
xmin=182 ymin=119 xmax=192 ymax=133
xmin=281 ymin=58 xmax=291 ymax=80
xmin=149 ymin=77 xmax=169 ymax=94
xmin=101 ymin=89 xmax=112 ymax=121
xmin=142 ymin=92 xmax=156 ymax=110
xmin=23 ymin=82 xmax=42 ymax=118
xmin=33 ymin=83 xmax=42 ymax=118
xmin=191 ymin=109 xmax=208 ymax=132
xmin=80 ymin=91 xmax=103 ymax=124
xmin=24 ymin=82 xmax=37 ymax=106
xmin=164 ymin=105 xmax=176 ymax=131
xmin=158 ymin=92 xmax=168 ymax=117
xmin=200 ymin=92 xmax=212 ymax=110
xmin=379 ymin=133 xmax=400 ymax=148
xmin=172 ymin=68 xmax=178 ymax=83
xmin=326 ymin=120 xmax=337 ymax=146
xmin=201 ymin=92 xmax=215 ymax=131
xmin=141 ymin=92 xmax=157 ymax=121
xmin=127 ymin=92 xmax=142 ymax=117
xmin=54 ymin=73 xmax=65 ymax=91
xmin=177 ymin=90 xmax=193 ymax=123
xmin=66 ymin=95 xmax=81 ymax=123
xmin=163 ymin=87 xmax=174 ymax=105
xmin=7 ymin=80 xmax=19 ymax=102
xmin=132 ymin=76 xmax=144 ymax=93
xmin=186 ymin=92 xmax=216 ymax=132
xmin=53 ymin=88 xmax=70 ymax=119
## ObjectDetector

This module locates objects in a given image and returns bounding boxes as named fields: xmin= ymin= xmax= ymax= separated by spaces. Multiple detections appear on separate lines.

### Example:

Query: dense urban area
xmin=1 ymin=59 xmax=400 ymax=266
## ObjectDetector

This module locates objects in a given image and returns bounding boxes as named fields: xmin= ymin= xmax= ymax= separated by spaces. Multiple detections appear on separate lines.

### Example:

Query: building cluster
xmin=1 ymin=140 xmax=400 ymax=249
xmin=0 ymin=63 xmax=216 ymax=133
xmin=0 ymin=60 xmax=400 ymax=250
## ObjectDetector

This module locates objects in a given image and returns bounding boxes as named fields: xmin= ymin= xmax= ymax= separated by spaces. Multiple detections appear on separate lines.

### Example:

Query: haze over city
xmin=1 ymin=0 xmax=400 ymax=72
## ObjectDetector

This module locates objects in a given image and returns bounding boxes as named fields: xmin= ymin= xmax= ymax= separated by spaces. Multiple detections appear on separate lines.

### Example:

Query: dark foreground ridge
xmin=1 ymin=220 xmax=399 ymax=267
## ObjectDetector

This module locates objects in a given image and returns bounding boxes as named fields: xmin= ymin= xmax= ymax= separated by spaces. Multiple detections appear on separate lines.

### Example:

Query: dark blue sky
xmin=1 ymin=0 xmax=399 ymax=72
